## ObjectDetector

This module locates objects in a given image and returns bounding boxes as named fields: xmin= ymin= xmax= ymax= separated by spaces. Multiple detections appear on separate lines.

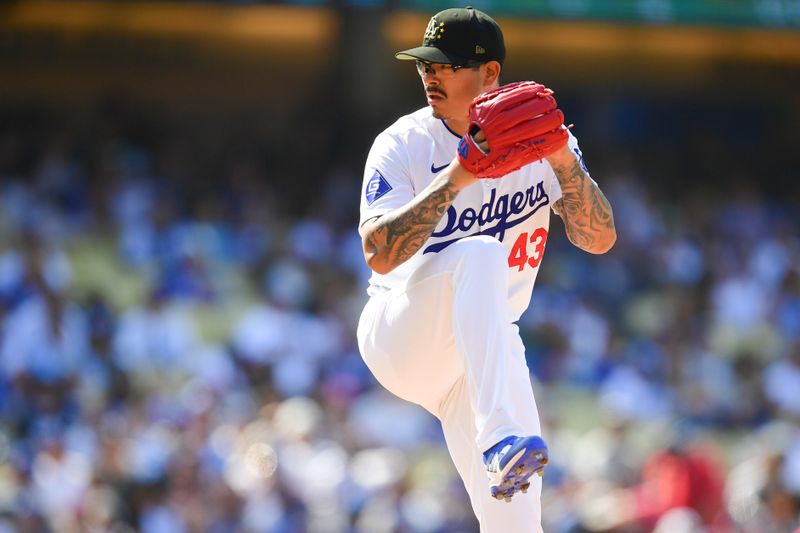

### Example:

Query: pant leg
xmin=447 ymin=237 xmax=537 ymax=451
xmin=357 ymin=236 xmax=546 ymax=531
xmin=440 ymin=371 xmax=544 ymax=533
xmin=357 ymin=236 xmax=533 ymax=445
xmin=357 ymin=266 xmax=462 ymax=413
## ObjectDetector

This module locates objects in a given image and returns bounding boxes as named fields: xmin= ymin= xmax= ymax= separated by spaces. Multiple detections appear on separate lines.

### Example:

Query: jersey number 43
xmin=508 ymin=228 xmax=548 ymax=272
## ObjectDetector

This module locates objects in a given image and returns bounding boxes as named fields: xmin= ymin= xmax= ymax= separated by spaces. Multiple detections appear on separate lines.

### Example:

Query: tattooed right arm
xmin=361 ymin=161 xmax=478 ymax=275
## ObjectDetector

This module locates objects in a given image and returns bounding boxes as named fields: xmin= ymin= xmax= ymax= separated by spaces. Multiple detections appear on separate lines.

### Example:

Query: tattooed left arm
xmin=546 ymin=145 xmax=616 ymax=254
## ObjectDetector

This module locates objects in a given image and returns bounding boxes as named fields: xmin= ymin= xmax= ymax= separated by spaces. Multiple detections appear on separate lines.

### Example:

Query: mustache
xmin=426 ymin=87 xmax=446 ymax=97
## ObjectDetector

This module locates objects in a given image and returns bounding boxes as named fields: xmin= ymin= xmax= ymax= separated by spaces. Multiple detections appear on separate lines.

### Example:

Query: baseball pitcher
xmin=356 ymin=7 xmax=616 ymax=532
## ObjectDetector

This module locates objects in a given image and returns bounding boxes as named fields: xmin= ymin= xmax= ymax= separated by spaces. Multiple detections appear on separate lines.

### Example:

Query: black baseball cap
xmin=395 ymin=7 xmax=505 ymax=66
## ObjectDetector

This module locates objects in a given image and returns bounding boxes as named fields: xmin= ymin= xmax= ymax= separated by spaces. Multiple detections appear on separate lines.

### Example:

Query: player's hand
xmin=449 ymin=129 xmax=488 ymax=188
xmin=436 ymin=131 xmax=486 ymax=191
xmin=472 ymin=129 xmax=489 ymax=152
xmin=457 ymin=81 xmax=568 ymax=179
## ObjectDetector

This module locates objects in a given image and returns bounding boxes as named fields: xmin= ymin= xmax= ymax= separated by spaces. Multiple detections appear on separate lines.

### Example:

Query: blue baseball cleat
xmin=483 ymin=435 xmax=548 ymax=502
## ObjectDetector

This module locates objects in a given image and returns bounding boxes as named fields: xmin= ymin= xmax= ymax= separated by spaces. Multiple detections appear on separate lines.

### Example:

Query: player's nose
xmin=425 ymin=79 xmax=441 ymax=90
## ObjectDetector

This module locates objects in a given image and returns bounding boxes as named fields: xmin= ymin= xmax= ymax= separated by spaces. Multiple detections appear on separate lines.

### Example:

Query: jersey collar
xmin=440 ymin=119 xmax=462 ymax=140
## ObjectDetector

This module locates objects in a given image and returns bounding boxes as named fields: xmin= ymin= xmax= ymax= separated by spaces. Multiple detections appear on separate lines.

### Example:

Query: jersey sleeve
xmin=546 ymin=130 xmax=596 ymax=208
xmin=359 ymin=130 xmax=415 ymax=228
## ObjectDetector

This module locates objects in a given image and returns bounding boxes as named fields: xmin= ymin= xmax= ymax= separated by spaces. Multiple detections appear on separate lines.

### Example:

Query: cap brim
xmin=395 ymin=46 xmax=468 ymax=64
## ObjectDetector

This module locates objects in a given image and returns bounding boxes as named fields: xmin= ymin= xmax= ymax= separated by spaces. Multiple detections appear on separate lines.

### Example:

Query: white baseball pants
xmin=357 ymin=236 xmax=544 ymax=533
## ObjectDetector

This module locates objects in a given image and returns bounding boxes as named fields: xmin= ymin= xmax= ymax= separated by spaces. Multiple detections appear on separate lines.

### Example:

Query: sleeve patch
xmin=365 ymin=170 xmax=393 ymax=206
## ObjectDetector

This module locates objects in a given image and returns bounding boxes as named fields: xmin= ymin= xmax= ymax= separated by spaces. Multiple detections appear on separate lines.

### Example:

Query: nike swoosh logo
xmin=431 ymin=163 xmax=449 ymax=173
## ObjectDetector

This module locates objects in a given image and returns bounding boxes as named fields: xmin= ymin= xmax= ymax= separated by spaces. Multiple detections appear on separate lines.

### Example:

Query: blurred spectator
xmin=625 ymin=433 xmax=729 ymax=531
xmin=763 ymin=344 xmax=800 ymax=421
xmin=113 ymin=289 xmax=200 ymax=383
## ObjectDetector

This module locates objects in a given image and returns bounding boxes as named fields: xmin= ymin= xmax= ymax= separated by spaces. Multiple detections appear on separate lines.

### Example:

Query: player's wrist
xmin=544 ymin=143 xmax=575 ymax=169
xmin=446 ymin=159 xmax=479 ymax=190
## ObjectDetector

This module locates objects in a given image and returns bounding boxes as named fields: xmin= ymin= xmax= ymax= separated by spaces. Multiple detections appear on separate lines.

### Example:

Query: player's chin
xmin=429 ymin=103 xmax=448 ymax=119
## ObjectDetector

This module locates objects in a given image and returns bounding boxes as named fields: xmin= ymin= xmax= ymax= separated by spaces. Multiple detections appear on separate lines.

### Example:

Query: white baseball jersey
xmin=360 ymin=106 xmax=588 ymax=322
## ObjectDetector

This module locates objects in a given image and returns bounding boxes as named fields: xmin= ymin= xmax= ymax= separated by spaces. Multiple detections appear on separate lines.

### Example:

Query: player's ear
xmin=482 ymin=61 xmax=501 ymax=88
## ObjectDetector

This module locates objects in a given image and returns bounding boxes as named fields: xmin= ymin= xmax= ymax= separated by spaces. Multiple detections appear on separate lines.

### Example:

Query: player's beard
xmin=428 ymin=101 xmax=450 ymax=120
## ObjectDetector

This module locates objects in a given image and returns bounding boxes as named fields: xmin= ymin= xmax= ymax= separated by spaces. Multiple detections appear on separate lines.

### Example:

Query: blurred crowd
xmin=0 ymin=101 xmax=799 ymax=533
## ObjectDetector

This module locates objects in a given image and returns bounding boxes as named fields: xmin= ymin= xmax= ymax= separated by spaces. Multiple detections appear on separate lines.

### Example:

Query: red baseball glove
xmin=457 ymin=81 xmax=568 ymax=179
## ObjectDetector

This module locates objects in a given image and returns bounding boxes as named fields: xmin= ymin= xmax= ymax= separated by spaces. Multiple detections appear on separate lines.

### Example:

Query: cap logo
xmin=424 ymin=17 xmax=445 ymax=42
xmin=475 ymin=45 xmax=486 ymax=54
